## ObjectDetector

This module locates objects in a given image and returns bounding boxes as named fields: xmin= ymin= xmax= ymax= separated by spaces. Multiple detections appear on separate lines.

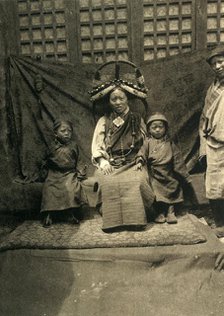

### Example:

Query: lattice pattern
xmin=143 ymin=0 xmax=194 ymax=60
xmin=18 ymin=0 xmax=69 ymax=61
xmin=79 ymin=0 xmax=129 ymax=63
xmin=207 ymin=0 xmax=224 ymax=46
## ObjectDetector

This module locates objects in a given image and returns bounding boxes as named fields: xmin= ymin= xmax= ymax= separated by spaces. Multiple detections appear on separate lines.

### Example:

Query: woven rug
xmin=0 ymin=216 xmax=19 ymax=242
xmin=0 ymin=215 xmax=206 ymax=251
xmin=0 ymin=226 xmax=15 ymax=241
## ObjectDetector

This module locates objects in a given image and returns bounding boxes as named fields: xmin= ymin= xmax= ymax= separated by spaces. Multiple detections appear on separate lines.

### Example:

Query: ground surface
xmin=0 ymin=218 xmax=224 ymax=316
xmin=1 ymin=203 xmax=224 ymax=316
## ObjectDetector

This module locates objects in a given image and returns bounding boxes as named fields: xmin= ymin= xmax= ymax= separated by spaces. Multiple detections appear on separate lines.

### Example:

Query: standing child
xmin=135 ymin=112 xmax=191 ymax=224
xmin=41 ymin=119 xmax=87 ymax=227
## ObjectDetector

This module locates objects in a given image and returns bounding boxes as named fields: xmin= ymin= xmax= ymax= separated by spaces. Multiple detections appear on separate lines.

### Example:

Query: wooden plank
xmin=129 ymin=0 xmax=144 ymax=65
xmin=217 ymin=0 xmax=221 ymax=43
xmin=9 ymin=0 xmax=21 ymax=56
xmin=66 ymin=0 xmax=82 ymax=63
xmin=195 ymin=0 xmax=207 ymax=49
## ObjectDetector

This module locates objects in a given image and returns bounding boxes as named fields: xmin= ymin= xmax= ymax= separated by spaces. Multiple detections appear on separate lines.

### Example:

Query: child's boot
xmin=166 ymin=205 xmax=177 ymax=224
xmin=43 ymin=212 xmax=53 ymax=227
xmin=67 ymin=210 xmax=80 ymax=225
xmin=155 ymin=212 xmax=166 ymax=224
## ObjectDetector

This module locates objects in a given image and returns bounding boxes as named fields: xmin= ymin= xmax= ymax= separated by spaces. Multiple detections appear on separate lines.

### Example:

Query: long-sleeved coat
xmin=199 ymin=79 xmax=224 ymax=199
xmin=137 ymin=137 xmax=190 ymax=204
xmin=91 ymin=110 xmax=155 ymax=230
xmin=41 ymin=141 xmax=86 ymax=212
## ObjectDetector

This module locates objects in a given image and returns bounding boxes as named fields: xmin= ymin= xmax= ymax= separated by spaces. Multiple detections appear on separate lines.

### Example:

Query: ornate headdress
xmin=88 ymin=60 xmax=148 ymax=102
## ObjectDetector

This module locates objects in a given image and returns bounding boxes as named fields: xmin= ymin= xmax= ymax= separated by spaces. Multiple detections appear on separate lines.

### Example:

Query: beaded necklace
xmin=107 ymin=112 xmax=137 ymax=166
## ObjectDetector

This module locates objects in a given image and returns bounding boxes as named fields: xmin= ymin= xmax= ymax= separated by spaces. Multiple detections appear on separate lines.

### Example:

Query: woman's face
xmin=55 ymin=122 xmax=73 ymax=144
xmin=149 ymin=120 xmax=166 ymax=139
xmin=109 ymin=88 xmax=128 ymax=114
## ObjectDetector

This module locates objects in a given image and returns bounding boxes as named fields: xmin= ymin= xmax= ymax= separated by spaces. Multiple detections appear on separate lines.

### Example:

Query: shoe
xmin=166 ymin=206 xmax=177 ymax=224
xmin=155 ymin=213 xmax=166 ymax=223
xmin=43 ymin=213 xmax=53 ymax=228
xmin=67 ymin=214 xmax=80 ymax=225
xmin=126 ymin=225 xmax=146 ymax=231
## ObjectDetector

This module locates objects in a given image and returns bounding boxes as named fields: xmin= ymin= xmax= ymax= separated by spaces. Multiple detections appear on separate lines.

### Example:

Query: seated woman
xmin=89 ymin=62 xmax=155 ymax=232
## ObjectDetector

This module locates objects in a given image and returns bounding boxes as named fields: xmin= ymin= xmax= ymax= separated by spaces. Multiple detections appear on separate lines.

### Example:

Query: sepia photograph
xmin=0 ymin=0 xmax=224 ymax=315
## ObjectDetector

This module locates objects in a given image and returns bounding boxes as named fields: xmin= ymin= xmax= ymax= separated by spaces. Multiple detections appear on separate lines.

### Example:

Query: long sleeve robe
xmin=41 ymin=141 xmax=86 ymax=212
xmin=199 ymin=79 xmax=224 ymax=199
xmin=92 ymin=111 xmax=146 ymax=167
xmin=137 ymin=137 xmax=190 ymax=204
xmin=91 ymin=110 xmax=154 ymax=231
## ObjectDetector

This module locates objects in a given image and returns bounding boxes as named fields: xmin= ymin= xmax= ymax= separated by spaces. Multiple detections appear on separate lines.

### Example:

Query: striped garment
xmin=94 ymin=162 xmax=155 ymax=230
xmin=92 ymin=110 xmax=155 ymax=230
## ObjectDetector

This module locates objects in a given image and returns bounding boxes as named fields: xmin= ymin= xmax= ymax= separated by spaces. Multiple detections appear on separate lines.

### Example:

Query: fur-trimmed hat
xmin=146 ymin=112 xmax=168 ymax=126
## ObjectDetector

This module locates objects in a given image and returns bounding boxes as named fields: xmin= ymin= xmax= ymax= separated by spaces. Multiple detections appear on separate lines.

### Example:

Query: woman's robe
xmin=92 ymin=110 xmax=155 ymax=230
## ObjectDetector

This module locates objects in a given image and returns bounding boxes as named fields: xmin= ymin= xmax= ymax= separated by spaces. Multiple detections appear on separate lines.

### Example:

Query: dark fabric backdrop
xmin=7 ymin=56 xmax=96 ymax=182
xmin=143 ymin=49 xmax=214 ymax=171
xmin=6 ymin=51 xmax=214 ymax=183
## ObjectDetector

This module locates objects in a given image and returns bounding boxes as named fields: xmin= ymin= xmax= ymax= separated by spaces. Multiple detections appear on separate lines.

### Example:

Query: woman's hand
xmin=99 ymin=159 xmax=114 ymax=175
xmin=102 ymin=163 xmax=114 ymax=175
xmin=134 ymin=162 xmax=143 ymax=171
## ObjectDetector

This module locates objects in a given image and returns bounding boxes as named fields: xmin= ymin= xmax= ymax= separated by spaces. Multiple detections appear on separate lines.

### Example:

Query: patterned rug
xmin=0 ymin=215 xmax=206 ymax=251
xmin=0 ymin=216 xmax=19 ymax=242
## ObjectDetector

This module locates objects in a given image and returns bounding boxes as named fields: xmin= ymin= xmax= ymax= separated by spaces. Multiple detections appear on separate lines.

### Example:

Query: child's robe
xmin=41 ymin=141 xmax=86 ymax=212
xmin=137 ymin=138 xmax=190 ymax=204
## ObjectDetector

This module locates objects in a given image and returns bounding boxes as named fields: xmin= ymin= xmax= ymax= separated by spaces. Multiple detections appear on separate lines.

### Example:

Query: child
xmin=41 ymin=119 xmax=87 ymax=227
xmin=135 ymin=112 xmax=191 ymax=224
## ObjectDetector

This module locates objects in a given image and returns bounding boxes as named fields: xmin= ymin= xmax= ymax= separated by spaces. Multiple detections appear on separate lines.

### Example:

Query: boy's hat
xmin=146 ymin=112 xmax=168 ymax=126
xmin=206 ymin=45 xmax=224 ymax=64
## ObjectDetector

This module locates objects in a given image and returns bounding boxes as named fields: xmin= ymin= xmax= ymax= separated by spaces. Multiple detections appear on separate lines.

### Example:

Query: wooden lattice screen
xmin=17 ymin=0 xmax=69 ymax=61
xmin=15 ymin=0 xmax=224 ymax=64
xmin=143 ymin=0 xmax=195 ymax=61
xmin=207 ymin=0 xmax=224 ymax=47
xmin=79 ymin=0 xmax=129 ymax=63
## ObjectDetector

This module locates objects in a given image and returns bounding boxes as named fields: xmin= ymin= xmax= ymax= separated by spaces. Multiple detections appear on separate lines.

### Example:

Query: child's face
xmin=149 ymin=120 xmax=166 ymax=139
xmin=55 ymin=123 xmax=72 ymax=144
